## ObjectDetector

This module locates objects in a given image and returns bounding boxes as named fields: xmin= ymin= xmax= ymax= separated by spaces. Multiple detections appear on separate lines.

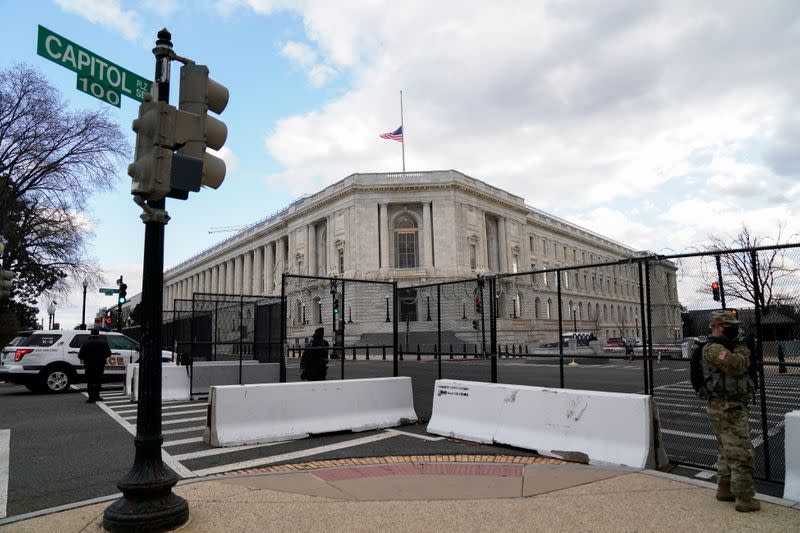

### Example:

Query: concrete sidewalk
xmin=3 ymin=457 xmax=798 ymax=532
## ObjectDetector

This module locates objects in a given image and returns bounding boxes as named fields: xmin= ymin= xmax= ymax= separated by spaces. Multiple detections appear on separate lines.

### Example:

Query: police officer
xmin=79 ymin=329 xmax=111 ymax=403
xmin=300 ymin=327 xmax=329 ymax=381
xmin=702 ymin=310 xmax=759 ymax=512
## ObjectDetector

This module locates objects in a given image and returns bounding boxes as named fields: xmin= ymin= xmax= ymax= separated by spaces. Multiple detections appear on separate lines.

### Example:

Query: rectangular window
xmin=542 ymin=268 xmax=549 ymax=286
xmin=563 ymin=271 xmax=569 ymax=289
xmin=397 ymin=232 xmax=417 ymax=268
xmin=553 ymin=242 xmax=558 ymax=256
xmin=337 ymin=248 xmax=345 ymax=274
xmin=563 ymin=246 xmax=567 ymax=260
xmin=512 ymin=254 xmax=519 ymax=273
xmin=529 ymin=236 xmax=535 ymax=254
xmin=469 ymin=244 xmax=477 ymax=269
xmin=296 ymin=258 xmax=304 ymax=274
xmin=573 ymin=249 xmax=577 ymax=262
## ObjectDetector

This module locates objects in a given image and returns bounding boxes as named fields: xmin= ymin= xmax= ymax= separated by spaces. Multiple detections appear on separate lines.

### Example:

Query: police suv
xmin=0 ymin=329 xmax=173 ymax=393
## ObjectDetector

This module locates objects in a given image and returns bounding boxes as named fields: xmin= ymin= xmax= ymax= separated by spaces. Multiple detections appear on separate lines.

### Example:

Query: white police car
xmin=0 ymin=329 xmax=173 ymax=393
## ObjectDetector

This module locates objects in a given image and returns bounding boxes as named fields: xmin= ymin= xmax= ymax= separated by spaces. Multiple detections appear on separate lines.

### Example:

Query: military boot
xmin=734 ymin=491 xmax=761 ymax=513
xmin=715 ymin=480 xmax=734 ymax=502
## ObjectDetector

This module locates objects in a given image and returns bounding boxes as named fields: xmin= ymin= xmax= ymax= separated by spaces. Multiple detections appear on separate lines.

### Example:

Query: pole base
xmin=103 ymin=458 xmax=189 ymax=532
xmin=103 ymin=492 xmax=188 ymax=533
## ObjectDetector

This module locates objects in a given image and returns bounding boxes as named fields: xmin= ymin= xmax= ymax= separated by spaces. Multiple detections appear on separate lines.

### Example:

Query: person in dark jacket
xmin=79 ymin=329 xmax=111 ymax=403
xmin=300 ymin=327 xmax=329 ymax=381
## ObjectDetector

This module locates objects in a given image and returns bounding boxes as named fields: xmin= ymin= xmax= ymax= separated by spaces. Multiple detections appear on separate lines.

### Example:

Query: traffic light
xmin=128 ymin=63 xmax=228 ymax=202
xmin=329 ymin=278 xmax=338 ymax=295
xmin=711 ymin=281 xmax=720 ymax=301
xmin=730 ymin=308 xmax=737 ymax=317
xmin=475 ymin=296 xmax=483 ymax=315
xmin=0 ymin=268 xmax=13 ymax=300
xmin=118 ymin=283 xmax=128 ymax=305
xmin=0 ymin=243 xmax=13 ymax=300
xmin=173 ymin=63 xmax=229 ymax=199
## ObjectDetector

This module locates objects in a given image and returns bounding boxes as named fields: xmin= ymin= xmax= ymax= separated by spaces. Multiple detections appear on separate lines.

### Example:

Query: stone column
xmin=423 ymin=202 xmax=433 ymax=270
xmin=211 ymin=266 xmax=218 ymax=295
xmin=498 ymin=217 xmax=508 ymax=273
xmin=226 ymin=260 xmax=234 ymax=294
xmin=243 ymin=251 xmax=252 ymax=294
xmin=288 ymin=231 xmax=296 ymax=274
xmin=308 ymin=224 xmax=317 ymax=276
xmin=253 ymin=245 xmax=263 ymax=294
xmin=234 ymin=255 xmax=243 ymax=294
xmin=266 ymin=242 xmax=275 ymax=295
xmin=379 ymin=203 xmax=389 ymax=270
xmin=327 ymin=215 xmax=335 ymax=274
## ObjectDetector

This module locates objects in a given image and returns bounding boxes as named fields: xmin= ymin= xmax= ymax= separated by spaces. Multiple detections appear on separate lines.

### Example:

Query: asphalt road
xmin=1 ymin=358 xmax=794 ymax=519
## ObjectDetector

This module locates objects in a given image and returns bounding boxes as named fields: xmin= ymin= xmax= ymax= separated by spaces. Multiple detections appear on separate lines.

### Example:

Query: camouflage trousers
xmin=706 ymin=398 xmax=755 ymax=496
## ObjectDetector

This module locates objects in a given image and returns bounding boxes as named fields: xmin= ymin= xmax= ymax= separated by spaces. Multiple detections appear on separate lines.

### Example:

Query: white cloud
xmin=233 ymin=1 xmax=800 ymax=253
xmin=281 ymin=41 xmax=338 ymax=87
xmin=54 ymin=0 xmax=143 ymax=41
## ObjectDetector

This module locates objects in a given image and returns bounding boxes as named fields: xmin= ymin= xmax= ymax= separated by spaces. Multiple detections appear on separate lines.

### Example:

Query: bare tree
xmin=706 ymin=224 xmax=800 ymax=310
xmin=0 ymin=64 xmax=128 ymax=329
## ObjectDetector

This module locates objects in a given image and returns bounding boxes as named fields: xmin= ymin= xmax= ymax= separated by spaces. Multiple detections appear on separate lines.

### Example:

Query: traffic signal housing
xmin=118 ymin=283 xmax=128 ymax=305
xmin=711 ymin=281 xmax=720 ymax=301
xmin=128 ymin=63 xmax=228 ymax=201
xmin=475 ymin=296 xmax=483 ymax=315
xmin=0 ymin=268 xmax=13 ymax=300
xmin=174 ymin=63 xmax=229 ymax=198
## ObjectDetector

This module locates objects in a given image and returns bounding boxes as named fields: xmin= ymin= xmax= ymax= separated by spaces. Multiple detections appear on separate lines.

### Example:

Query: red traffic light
xmin=711 ymin=281 xmax=721 ymax=301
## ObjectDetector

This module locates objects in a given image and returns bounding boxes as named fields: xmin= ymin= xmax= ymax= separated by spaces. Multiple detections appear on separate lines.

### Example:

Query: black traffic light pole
xmin=104 ymin=29 xmax=189 ymax=532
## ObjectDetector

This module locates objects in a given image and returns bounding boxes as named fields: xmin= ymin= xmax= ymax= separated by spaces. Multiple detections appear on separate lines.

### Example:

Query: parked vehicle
xmin=0 ymin=330 xmax=34 ymax=363
xmin=0 ymin=329 xmax=173 ymax=393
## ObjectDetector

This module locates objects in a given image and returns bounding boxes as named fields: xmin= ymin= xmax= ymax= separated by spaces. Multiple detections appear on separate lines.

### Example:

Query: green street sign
xmin=99 ymin=288 xmax=120 ymax=295
xmin=36 ymin=25 xmax=151 ymax=107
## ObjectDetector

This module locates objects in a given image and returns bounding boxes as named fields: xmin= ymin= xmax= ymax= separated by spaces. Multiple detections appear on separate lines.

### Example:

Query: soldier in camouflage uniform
xmin=701 ymin=310 xmax=760 ymax=512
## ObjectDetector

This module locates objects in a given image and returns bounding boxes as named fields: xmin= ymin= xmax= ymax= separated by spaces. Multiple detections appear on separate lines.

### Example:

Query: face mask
xmin=722 ymin=325 xmax=739 ymax=339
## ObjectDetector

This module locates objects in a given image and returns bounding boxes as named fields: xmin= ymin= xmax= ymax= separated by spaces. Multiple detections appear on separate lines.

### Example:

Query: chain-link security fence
xmin=282 ymin=274 xmax=396 ymax=382
xmin=159 ymin=243 xmax=798 ymax=483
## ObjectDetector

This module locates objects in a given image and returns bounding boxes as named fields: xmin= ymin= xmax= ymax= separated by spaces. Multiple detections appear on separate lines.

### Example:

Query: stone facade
xmin=163 ymin=170 xmax=680 ymax=342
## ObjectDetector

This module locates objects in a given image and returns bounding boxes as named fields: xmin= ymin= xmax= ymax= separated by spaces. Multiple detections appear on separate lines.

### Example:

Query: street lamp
xmin=81 ymin=279 xmax=89 ymax=330
xmin=47 ymin=301 xmax=57 ymax=330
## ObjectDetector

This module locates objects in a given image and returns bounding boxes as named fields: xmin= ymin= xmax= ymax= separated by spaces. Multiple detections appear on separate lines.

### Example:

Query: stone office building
xmin=163 ymin=170 xmax=680 ymax=343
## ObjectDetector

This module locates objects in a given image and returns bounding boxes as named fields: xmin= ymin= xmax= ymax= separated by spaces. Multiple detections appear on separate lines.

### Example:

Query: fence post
xmin=392 ymin=281 xmax=398 ymax=377
xmin=239 ymin=295 xmax=244 ymax=386
xmin=644 ymin=261 xmax=654 ymax=396
xmin=437 ymin=285 xmax=442 ymax=380
xmin=280 ymin=274 xmax=286 ymax=382
xmin=558 ymin=269 xmax=564 ymax=389
xmin=752 ymin=249 xmax=771 ymax=480
xmin=489 ymin=277 xmax=497 ymax=383
xmin=366 ymin=345 xmax=370 ymax=361
xmin=637 ymin=262 xmax=647 ymax=394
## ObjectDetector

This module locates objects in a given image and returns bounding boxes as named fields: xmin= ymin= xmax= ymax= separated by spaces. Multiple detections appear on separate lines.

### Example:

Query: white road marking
xmin=162 ymin=436 xmax=204 ymax=447
xmin=0 ymin=429 xmax=9 ymax=519
xmin=385 ymin=429 xmax=444 ymax=441
xmin=157 ymin=426 xmax=206 ymax=436
xmin=160 ymin=416 xmax=206 ymax=426
xmin=96 ymin=400 xmax=195 ymax=478
xmin=660 ymin=429 xmax=718 ymax=441
xmin=123 ymin=409 xmax=206 ymax=421
xmin=116 ymin=403 xmax=207 ymax=415
xmin=192 ymin=431 xmax=398 ymax=477
xmin=171 ymin=441 xmax=288 ymax=461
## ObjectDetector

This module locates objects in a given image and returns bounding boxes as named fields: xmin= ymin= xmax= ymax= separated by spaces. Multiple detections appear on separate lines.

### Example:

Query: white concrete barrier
xmin=784 ymin=410 xmax=800 ymax=502
xmin=204 ymin=377 xmax=417 ymax=447
xmin=130 ymin=365 xmax=191 ymax=402
xmin=427 ymin=379 xmax=660 ymax=469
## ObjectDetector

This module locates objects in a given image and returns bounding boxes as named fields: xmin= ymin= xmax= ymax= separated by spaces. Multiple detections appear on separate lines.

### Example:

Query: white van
xmin=0 ymin=329 xmax=173 ymax=393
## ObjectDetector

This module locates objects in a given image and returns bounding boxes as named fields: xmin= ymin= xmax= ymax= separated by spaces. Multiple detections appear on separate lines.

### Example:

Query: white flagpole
xmin=400 ymin=90 xmax=405 ymax=173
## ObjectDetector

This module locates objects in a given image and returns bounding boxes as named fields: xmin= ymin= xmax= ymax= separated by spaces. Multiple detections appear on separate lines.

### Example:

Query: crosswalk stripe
xmin=162 ymin=436 xmax=204 ymax=447
xmin=123 ymin=409 xmax=207 ymax=422
xmin=171 ymin=441 xmax=288 ymax=461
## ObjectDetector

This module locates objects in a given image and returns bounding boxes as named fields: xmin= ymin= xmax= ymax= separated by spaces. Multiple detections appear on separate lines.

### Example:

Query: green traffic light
xmin=118 ymin=297 xmax=126 ymax=304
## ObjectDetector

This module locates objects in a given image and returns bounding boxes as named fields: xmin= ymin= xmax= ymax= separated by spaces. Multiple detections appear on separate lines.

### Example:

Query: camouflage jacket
xmin=701 ymin=336 xmax=754 ymax=402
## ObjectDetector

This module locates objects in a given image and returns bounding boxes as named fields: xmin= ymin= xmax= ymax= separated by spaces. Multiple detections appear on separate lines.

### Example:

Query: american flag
xmin=380 ymin=125 xmax=403 ymax=142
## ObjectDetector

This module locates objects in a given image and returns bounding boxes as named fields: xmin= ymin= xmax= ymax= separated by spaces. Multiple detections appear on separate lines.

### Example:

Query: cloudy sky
xmin=1 ymin=0 xmax=798 ymax=327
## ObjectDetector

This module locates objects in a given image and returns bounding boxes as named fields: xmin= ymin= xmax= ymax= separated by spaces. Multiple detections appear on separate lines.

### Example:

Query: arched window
xmin=534 ymin=297 xmax=540 ymax=319
xmin=394 ymin=214 xmax=419 ymax=268
xmin=514 ymin=293 xmax=521 ymax=318
xmin=603 ymin=304 xmax=608 ymax=321
xmin=546 ymin=298 xmax=552 ymax=319
xmin=295 ymin=300 xmax=303 ymax=326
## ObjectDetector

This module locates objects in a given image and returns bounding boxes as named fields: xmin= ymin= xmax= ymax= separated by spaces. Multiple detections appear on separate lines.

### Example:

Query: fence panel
xmin=282 ymin=274 xmax=395 ymax=382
